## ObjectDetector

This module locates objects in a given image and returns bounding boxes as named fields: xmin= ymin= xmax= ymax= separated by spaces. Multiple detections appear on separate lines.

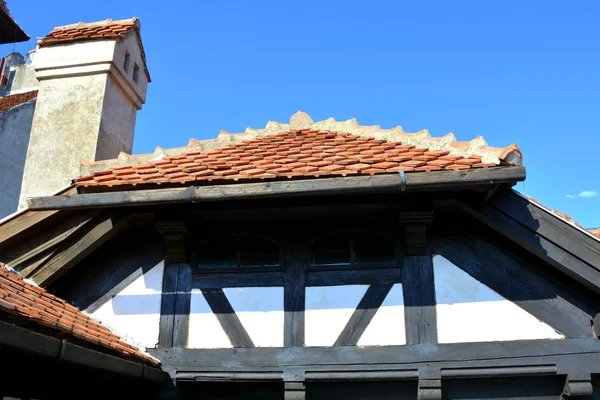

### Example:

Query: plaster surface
xmin=357 ymin=283 xmax=406 ymax=346
xmin=305 ymin=285 xmax=368 ymax=347
xmin=91 ymin=260 xmax=164 ymax=349
xmin=0 ymin=100 xmax=35 ymax=219
xmin=433 ymin=255 xmax=564 ymax=343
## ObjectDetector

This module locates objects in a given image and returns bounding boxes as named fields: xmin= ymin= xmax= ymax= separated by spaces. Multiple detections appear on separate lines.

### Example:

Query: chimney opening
xmin=133 ymin=63 xmax=140 ymax=84
xmin=123 ymin=52 xmax=130 ymax=73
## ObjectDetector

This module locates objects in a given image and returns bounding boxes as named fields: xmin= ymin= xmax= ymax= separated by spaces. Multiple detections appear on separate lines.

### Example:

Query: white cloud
xmin=567 ymin=190 xmax=598 ymax=199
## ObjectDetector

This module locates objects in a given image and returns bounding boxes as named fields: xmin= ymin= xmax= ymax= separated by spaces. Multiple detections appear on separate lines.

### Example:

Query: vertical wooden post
xmin=156 ymin=220 xmax=192 ymax=348
xmin=284 ymin=242 xmax=306 ymax=347
xmin=400 ymin=210 xmax=437 ymax=345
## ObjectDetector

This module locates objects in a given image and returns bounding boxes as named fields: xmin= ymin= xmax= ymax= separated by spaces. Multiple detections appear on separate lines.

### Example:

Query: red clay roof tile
xmin=76 ymin=112 xmax=522 ymax=189
xmin=0 ymin=264 xmax=158 ymax=366
xmin=0 ymin=90 xmax=38 ymax=113
xmin=38 ymin=18 xmax=137 ymax=46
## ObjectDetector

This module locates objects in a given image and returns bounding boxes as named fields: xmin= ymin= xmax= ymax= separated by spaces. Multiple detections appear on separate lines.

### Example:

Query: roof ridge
xmin=80 ymin=111 xmax=521 ymax=175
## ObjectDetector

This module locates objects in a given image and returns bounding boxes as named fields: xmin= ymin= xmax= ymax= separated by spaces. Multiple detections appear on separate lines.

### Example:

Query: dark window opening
xmin=312 ymin=232 xmax=395 ymax=266
xmin=123 ymin=52 xmax=130 ymax=72
xmin=197 ymin=235 xmax=280 ymax=269
xmin=133 ymin=63 xmax=140 ymax=83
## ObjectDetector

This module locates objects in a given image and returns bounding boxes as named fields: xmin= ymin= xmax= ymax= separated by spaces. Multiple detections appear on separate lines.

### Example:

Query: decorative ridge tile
xmin=0 ymin=263 xmax=159 ymax=366
xmin=75 ymin=111 xmax=522 ymax=186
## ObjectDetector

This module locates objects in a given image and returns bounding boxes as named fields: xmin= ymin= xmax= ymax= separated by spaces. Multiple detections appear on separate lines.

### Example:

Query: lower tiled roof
xmin=0 ymin=265 xmax=159 ymax=366
xmin=589 ymin=228 xmax=600 ymax=239
xmin=76 ymin=112 xmax=521 ymax=188
xmin=0 ymin=90 xmax=38 ymax=113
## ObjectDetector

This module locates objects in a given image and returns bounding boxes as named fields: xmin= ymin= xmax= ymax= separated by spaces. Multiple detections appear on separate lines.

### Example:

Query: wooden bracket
xmin=418 ymin=369 xmax=442 ymax=400
xmin=562 ymin=373 xmax=593 ymax=398
xmin=400 ymin=210 xmax=433 ymax=256
xmin=284 ymin=369 xmax=305 ymax=400
xmin=593 ymin=313 xmax=600 ymax=337
xmin=155 ymin=220 xmax=189 ymax=263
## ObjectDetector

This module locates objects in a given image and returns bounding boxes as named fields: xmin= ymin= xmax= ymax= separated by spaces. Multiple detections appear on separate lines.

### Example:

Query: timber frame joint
xmin=418 ymin=369 xmax=442 ymax=400
xmin=155 ymin=220 xmax=189 ymax=263
xmin=562 ymin=373 xmax=593 ymax=398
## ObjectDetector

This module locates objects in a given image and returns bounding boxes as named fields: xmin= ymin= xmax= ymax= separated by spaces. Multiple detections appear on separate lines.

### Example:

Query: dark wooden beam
xmin=334 ymin=284 xmax=393 ymax=346
xmin=173 ymin=263 xmax=192 ymax=348
xmin=490 ymin=190 xmax=600 ymax=271
xmin=306 ymin=268 xmax=402 ymax=287
xmin=29 ymin=212 xmax=132 ymax=285
xmin=284 ymin=244 xmax=306 ymax=347
xmin=432 ymin=235 xmax=596 ymax=338
xmin=148 ymin=337 xmax=600 ymax=372
xmin=27 ymin=167 xmax=526 ymax=211
xmin=562 ymin=373 xmax=593 ymax=398
xmin=159 ymin=263 xmax=180 ymax=348
xmin=403 ymin=253 xmax=437 ymax=345
xmin=447 ymin=199 xmax=600 ymax=294
xmin=202 ymin=288 xmax=255 ymax=348
xmin=192 ymin=272 xmax=284 ymax=288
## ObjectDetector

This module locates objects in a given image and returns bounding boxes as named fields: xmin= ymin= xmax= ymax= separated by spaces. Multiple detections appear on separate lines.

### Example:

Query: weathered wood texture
xmin=432 ymin=234 xmax=596 ymax=338
xmin=202 ymin=288 xmax=255 ymax=348
xmin=284 ymin=244 xmax=306 ymax=347
xmin=173 ymin=263 xmax=192 ymax=348
xmin=402 ymin=254 xmax=437 ymax=344
xmin=149 ymin=338 xmax=600 ymax=373
xmin=334 ymin=284 xmax=393 ymax=346
xmin=27 ymin=167 xmax=526 ymax=210
xmin=28 ymin=212 xmax=133 ymax=285
xmin=159 ymin=263 xmax=181 ymax=348
xmin=48 ymin=227 xmax=166 ymax=312
xmin=450 ymin=197 xmax=600 ymax=294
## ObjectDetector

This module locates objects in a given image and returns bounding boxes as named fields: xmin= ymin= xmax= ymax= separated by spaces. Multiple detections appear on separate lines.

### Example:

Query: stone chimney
xmin=19 ymin=18 xmax=150 ymax=206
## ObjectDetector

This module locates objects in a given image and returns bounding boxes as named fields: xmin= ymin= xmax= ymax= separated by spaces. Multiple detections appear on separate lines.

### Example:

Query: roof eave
xmin=0 ymin=8 xmax=29 ymax=44
xmin=27 ymin=166 xmax=526 ymax=211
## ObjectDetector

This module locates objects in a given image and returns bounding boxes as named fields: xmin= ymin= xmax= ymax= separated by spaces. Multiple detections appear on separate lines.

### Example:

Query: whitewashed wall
xmin=90 ymin=261 xmax=164 ymax=349
xmin=188 ymin=287 xmax=284 ymax=348
xmin=434 ymin=255 xmax=564 ymax=343
xmin=306 ymin=284 xmax=406 ymax=347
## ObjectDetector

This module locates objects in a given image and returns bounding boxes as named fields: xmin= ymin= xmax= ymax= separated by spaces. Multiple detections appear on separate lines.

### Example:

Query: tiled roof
xmin=37 ymin=17 xmax=150 ymax=81
xmin=76 ymin=112 xmax=521 ymax=188
xmin=0 ymin=90 xmax=37 ymax=113
xmin=589 ymin=228 xmax=600 ymax=239
xmin=0 ymin=264 xmax=159 ymax=366
xmin=38 ymin=18 xmax=138 ymax=46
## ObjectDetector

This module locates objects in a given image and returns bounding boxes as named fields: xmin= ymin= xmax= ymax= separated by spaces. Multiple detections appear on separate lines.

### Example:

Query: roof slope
xmin=0 ymin=265 xmax=158 ymax=366
xmin=77 ymin=111 xmax=521 ymax=188
xmin=0 ymin=90 xmax=38 ymax=113
xmin=38 ymin=18 xmax=139 ymax=46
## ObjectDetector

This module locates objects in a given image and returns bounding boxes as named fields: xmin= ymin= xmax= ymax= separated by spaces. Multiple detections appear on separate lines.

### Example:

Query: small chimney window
xmin=133 ymin=63 xmax=140 ymax=84
xmin=123 ymin=52 xmax=130 ymax=72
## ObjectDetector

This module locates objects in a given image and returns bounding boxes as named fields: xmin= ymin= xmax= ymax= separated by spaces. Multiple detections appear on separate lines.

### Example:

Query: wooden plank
xmin=284 ymin=244 xmax=306 ymax=347
xmin=455 ymin=200 xmax=600 ymax=294
xmin=192 ymin=272 xmax=284 ymax=288
xmin=334 ymin=283 xmax=393 ymax=346
xmin=148 ymin=337 xmax=600 ymax=369
xmin=159 ymin=263 xmax=180 ymax=347
xmin=27 ymin=166 xmax=526 ymax=210
xmin=432 ymin=235 xmax=595 ymax=338
xmin=490 ymin=190 xmax=600 ymax=270
xmin=29 ymin=212 xmax=132 ymax=285
xmin=173 ymin=263 xmax=192 ymax=348
xmin=202 ymin=288 xmax=255 ymax=348
xmin=0 ymin=210 xmax=99 ymax=269
xmin=402 ymin=254 xmax=437 ymax=345
xmin=306 ymin=268 xmax=402 ymax=286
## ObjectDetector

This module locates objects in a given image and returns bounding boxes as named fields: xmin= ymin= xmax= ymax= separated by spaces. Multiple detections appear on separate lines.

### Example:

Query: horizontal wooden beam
xmin=148 ymin=338 xmax=600 ymax=375
xmin=27 ymin=167 xmax=526 ymax=211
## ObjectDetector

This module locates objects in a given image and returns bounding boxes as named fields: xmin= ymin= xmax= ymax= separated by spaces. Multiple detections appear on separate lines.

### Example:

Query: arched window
xmin=311 ymin=232 xmax=395 ymax=266
xmin=197 ymin=235 xmax=280 ymax=269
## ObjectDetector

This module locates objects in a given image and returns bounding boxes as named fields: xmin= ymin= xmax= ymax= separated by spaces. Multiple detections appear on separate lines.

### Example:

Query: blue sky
xmin=8 ymin=0 xmax=600 ymax=228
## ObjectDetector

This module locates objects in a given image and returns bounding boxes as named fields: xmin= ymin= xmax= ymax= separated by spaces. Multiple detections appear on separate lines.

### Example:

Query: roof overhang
xmin=0 ymin=7 xmax=28 ymax=44
xmin=27 ymin=166 xmax=526 ymax=211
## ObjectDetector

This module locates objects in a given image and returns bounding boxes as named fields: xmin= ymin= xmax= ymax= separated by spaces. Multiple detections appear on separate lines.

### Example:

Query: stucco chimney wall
xmin=18 ymin=19 xmax=149 ymax=207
